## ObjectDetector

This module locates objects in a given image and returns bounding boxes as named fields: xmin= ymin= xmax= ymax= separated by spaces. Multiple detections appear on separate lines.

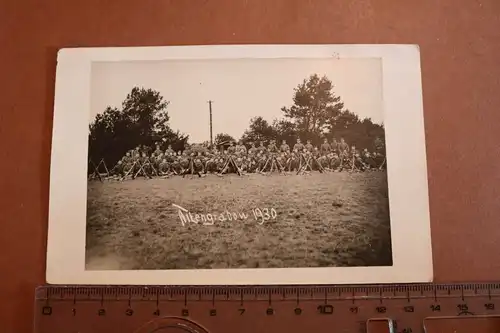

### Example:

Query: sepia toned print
xmin=86 ymin=58 xmax=391 ymax=270
xmin=46 ymin=45 xmax=432 ymax=285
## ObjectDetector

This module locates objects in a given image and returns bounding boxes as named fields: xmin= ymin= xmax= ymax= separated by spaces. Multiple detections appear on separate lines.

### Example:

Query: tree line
xmin=216 ymin=74 xmax=384 ymax=152
xmin=88 ymin=74 xmax=385 ymax=168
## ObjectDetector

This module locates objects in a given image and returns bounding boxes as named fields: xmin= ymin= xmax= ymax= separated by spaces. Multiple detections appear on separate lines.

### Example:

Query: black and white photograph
xmin=86 ymin=57 xmax=391 ymax=271
xmin=46 ymin=45 xmax=433 ymax=285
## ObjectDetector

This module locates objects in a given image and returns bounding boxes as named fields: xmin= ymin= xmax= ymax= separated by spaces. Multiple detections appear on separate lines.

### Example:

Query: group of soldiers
xmin=89 ymin=137 xmax=386 ymax=181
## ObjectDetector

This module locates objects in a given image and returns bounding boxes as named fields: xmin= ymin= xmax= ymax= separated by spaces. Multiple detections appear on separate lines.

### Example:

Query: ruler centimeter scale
xmin=35 ymin=283 xmax=500 ymax=333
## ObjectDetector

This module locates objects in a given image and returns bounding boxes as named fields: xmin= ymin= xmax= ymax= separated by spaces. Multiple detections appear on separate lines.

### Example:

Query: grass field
xmin=85 ymin=171 xmax=392 ymax=270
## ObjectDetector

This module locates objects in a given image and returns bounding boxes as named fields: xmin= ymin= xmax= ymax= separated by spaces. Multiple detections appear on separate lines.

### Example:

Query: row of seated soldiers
xmin=111 ymin=137 xmax=386 ymax=179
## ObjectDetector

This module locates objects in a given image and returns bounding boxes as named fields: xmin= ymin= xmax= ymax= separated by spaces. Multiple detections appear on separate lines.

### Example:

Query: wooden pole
xmin=208 ymin=100 xmax=213 ymax=147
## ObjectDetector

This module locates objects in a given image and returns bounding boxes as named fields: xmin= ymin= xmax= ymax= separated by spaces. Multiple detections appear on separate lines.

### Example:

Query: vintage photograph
xmin=46 ymin=45 xmax=432 ymax=285
xmin=85 ymin=57 xmax=392 ymax=271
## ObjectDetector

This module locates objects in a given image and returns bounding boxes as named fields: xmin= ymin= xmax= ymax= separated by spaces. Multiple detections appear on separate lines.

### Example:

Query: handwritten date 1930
xmin=252 ymin=208 xmax=277 ymax=224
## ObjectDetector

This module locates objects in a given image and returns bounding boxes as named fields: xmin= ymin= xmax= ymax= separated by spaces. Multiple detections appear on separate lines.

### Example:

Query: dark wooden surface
xmin=1 ymin=0 xmax=499 ymax=332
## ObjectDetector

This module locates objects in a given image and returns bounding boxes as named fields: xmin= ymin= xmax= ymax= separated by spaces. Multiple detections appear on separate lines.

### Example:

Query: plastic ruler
xmin=34 ymin=283 xmax=500 ymax=333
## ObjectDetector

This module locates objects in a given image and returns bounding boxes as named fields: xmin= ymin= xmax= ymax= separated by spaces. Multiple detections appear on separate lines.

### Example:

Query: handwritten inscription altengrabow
xmin=172 ymin=204 xmax=277 ymax=226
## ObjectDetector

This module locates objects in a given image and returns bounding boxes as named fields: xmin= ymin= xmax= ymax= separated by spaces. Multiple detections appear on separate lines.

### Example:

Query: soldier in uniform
xmin=236 ymin=141 xmax=247 ymax=154
xmin=317 ymin=153 xmax=329 ymax=170
xmin=149 ymin=152 xmax=159 ymax=176
xmin=158 ymin=158 xmax=170 ymax=176
xmin=132 ymin=146 xmax=141 ymax=159
xmin=182 ymin=144 xmax=192 ymax=157
xmin=256 ymin=151 xmax=267 ymax=172
xmin=280 ymin=140 xmax=290 ymax=153
xmin=267 ymin=139 xmax=278 ymax=154
xmin=166 ymin=151 xmax=175 ymax=162
xmin=130 ymin=150 xmax=141 ymax=178
xmin=204 ymin=150 xmax=218 ymax=173
xmin=246 ymin=157 xmax=254 ymax=173
xmin=210 ymin=146 xmax=219 ymax=156
xmin=121 ymin=152 xmax=133 ymax=175
xmin=165 ymin=144 xmax=175 ymax=155
xmin=179 ymin=153 xmax=189 ymax=173
xmin=166 ymin=154 xmax=178 ymax=175
xmin=137 ymin=152 xmax=153 ymax=178
xmin=276 ymin=153 xmax=286 ymax=171
xmin=248 ymin=155 xmax=258 ymax=173
xmin=362 ymin=148 xmax=375 ymax=170
xmin=313 ymin=147 xmax=321 ymax=159
xmin=293 ymin=138 xmax=305 ymax=153
xmin=305 ymin=140 xmax=314 ymax=152
xmin=349 ymin=145 xmax=366 ymax=171
xmin=123 ymin=149 xmax=133 ymax=159
xmin=373 ymin=151 xmax=385 ymax=170
xmin=163 ymin=152 xmax=174 ymax=174
xmin=142 ymin=145 xmax=152 ymax=156
xmin=248 ymin=142 xmax=258 ymax=155
xmin=329 ymin=153 xmax=341 ymax=171
xmin=216 ymin=158 xmax=225 ymax=173
xmin=320 ymin=138 xmax=331 ymax=155
xmin=331 ymin=138 xmax=339 ymax=153
xmin=236 ymin=156 xmax=245 ymax=173
xmin=113 ymin=160 xmax=124 ymax=177
xmin=257 ymin=141 xmax=267 ymax=154
xmin=152 ymin=152 xmax=163 ymax=170
xmin=193 ymin=151 xmax=205 ymax=173
xmin=235 ymin=156 xmax=244 ymax=172
xmin=338 ymin=138 xmax=349 ymax=155
xmin=219 ymin=154 xmax=238 ymax=175
xmin=181 ymin=153 xmax=202 ymax=178
xmin=286 ymin=150 xmax=299 ymax=171
xmin=227 ymin=141 xmax=236 ymax=154
xmin=374 ymin=136 xmax=385 ymax=153
xmin=152 ymin=143 xmax=163 ymax=158
xmin=193 ymin=154 xmax=205 ymax=177
xmin=299 ymin=150 xmax=314 ymax=172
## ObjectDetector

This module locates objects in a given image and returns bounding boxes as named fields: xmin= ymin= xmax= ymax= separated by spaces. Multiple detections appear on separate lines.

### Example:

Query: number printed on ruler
xmin=34 ymin=283 xmax=500 ymax=333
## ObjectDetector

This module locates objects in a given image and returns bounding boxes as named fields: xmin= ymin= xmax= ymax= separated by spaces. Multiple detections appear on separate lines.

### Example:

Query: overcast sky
xmin=90 ymin=58 xmax=383 ymax=143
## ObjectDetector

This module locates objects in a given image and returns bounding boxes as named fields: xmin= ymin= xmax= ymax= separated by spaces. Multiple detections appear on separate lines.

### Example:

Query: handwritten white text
xmin=172 ymin=204 xmax=277 ymax=226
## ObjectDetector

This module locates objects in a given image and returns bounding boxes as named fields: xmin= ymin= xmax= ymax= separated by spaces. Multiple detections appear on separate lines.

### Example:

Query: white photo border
xmin=46 ymin=44 xmax=433 ymax=285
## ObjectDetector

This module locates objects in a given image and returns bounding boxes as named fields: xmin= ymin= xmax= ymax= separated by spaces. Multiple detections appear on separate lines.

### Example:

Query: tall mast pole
xmin=208 ymin=100 xmax=213 ymax=147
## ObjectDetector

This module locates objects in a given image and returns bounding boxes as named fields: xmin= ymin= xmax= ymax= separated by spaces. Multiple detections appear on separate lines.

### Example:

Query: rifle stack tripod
xmin=258 ymin=152 xmax=325 ymax=175
xmin=259 ymin=153 xmax=284 ymax=174
xmin=181 ymin=157 xmax=205 ymax=178
xmin=87 ymin=150 xmax=386 ymax=182
xmin=120 ymin=159 xmax=159 ymax=180
xmin=218 ymin=155 xmax=242 ymax=176
xmin=295 ymin=153 xmax=324 ymax=174
xmin=87 ymin=158 xmax=110 ymax=181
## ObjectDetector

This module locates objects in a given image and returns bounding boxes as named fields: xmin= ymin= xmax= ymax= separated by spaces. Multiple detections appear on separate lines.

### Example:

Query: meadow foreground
xmin=85 ymin=171 xmax=392 ymax=270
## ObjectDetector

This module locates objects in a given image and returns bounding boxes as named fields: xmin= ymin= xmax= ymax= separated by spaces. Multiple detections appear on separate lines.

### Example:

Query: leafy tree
xmin=120 ymin=87 xmax=169 ymax=147
xmin=240 ymin=116 xmax=277 ymax=145
xmin=329 ymin=109 xmax=360 ymax=130
xmin=229 ymin=73 xmax=387 ymax=152
xmin=88 ymin=106 xmax=129 ymax=168
xmin=281 ymin=74 xmax=344 ymax=142
xmin=275 ymin=73 xmax=386 ymax=151
xmin=88 ymin=86 xmax=187 ymax=168
xmin=327 ymin=109 xmax=385 ymax=151
xmin=157 ymin=128 xmax=189 ymax=152
xmin=271 ymin=119 xmax=297 ymax=144
xmin=214 ymin=133 xmax=236 ymax=145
